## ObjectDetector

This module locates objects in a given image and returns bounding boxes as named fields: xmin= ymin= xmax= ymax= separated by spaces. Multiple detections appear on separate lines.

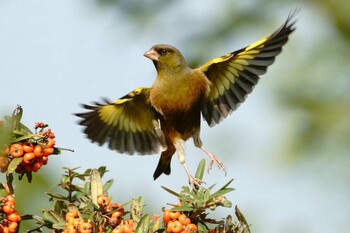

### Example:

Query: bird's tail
xmin=153 ymin=148 xmax=175 ymax=180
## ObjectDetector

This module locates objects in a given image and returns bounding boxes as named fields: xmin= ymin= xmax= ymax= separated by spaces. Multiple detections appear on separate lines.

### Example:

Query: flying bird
xmin=76 ymin=13 xmax=296 ymax=187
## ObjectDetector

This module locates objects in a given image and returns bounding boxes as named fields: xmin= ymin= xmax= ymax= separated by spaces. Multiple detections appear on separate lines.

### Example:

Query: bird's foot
xmin=188 ymin=175 xmax=205 ymax=190
xmin=200 ymin=146 xmax=227 ymax=175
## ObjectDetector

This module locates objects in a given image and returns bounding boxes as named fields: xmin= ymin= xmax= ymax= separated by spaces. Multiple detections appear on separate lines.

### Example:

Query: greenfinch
xmin=76 ymin=13 xmax=296 ymax=187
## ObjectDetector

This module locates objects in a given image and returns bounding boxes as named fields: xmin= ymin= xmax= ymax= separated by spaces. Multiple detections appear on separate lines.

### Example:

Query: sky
xmin=1 ymin=1 xmax=349 ymax=232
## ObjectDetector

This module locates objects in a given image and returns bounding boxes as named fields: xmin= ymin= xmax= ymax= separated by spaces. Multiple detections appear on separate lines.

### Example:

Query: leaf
xmin=46 ymin=192 xmax=68 ymax=201
xmin=90 ymin=169 xmax=103 ymax=206
xmin=135 ymin=214 xmax=150 ymax=233
xmin=11 ymin=133 xmax=41 ymax=143
xmin=0 ymin=183 xmax=9 ymax=198
xmin=195 ymin=159 xmax=206 ymax=181
xmin=52 ymin=221 xmax=68 ymax=230
xmin=235 ymin=205 xmax=249 ymax=228
xmin=42 ymin=210 xmax=65 ymax=224
xmin=130 ymin=196 xmax=144 ymax=223
xmin=172 ymin=205 xmax=196 ymax=212
xmin=210 ymin=188 xmax=234 ymax=199
xmin=97 ymin=166 xmax=108 ymax=177
xmin=10 ymin=105 xmax=23 ymax=132
xmin=103 ymin=179 xmax=114 ymax=192
xmin=198 ymin=221 xmax=209 ymax=233
xmin=161 ymin=186 xmax=180 ymax=197
xmin=210 ymin=179 xmax=234 ymax=197
xmin=7 ymin=157 xmax=23 ymax=173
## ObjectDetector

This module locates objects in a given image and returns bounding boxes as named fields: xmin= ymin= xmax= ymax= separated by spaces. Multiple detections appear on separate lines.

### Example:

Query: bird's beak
xmin=143 ymin=49 xmax=159 ymax=61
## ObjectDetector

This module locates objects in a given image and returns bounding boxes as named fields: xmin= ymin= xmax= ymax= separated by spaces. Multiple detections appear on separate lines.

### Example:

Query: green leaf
xmin=7 ymin=157 xmax=23 ymax=173
xmin=10 ymin=105 xmax=23 ymax=132
xmin=52 ymin=221 xmax=68 ymax=230
xmin=235 ymin=205 xmax=250 ymax=229
xmin=161 ymin=186 xmax=180 ymax=197
xmin=172 ymin=205 xmax=196 ymax=212
xmin=46 ymin=192 xmax=68 ymax=201
xmin=130 ymin=196 xmax=144 ymax=223
xmin=0 ymin=184 xmax=9 ymax=199
xmin=198 ymin=221 xmax=209 ymax=233
xmin=210 ymin=188 xmax=234 ymax=199
xmin=42 ymin=210 xmax=65 ymax=224
xmin=97 ymin=166 xmax=108 ymax=177
xmin=195 ymin=159 xmax=206 ymax=181
xmin=210 ymin=179 xmax=234 ymax=197
xmin=11 ymin=133 xmax=41 ymax=143
xmin=90 ymin=169 xmax=103 ymax=206
xmin=135 ymin=214 xmax=150 ymax=233
xmin=103 ymin=179 xmax=114 ymax=192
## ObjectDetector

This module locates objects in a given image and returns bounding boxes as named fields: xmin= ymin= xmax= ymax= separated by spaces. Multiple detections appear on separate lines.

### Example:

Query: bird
xmin=75 ymin=13 xmax=296 ymax=187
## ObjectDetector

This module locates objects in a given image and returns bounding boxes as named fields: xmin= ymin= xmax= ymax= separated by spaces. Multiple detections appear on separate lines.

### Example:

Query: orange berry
xmin=9 ymin=144 xmax=24 ymax=158
xmin=109 ymin=217 xmax=121 ymax=228
xmin=169 ymin=211 xmax=181 ymax=220
xmin=8 ymin=221 xmax=18 ymax=233
xmin=186 ymin=223 xmax=198 ymax=232
xmin=1 ymin=146 xmax=9 ymax=156
xmin=163 ymin=209 xmax=171 ymax=224
xmin=4 ymin=195 xmax=16 ymax=205
xmin=178 ymin=214 xmax=191 ymax=226
xmin=31 ymin=161 xmax=43 ymax=172
xmin=46 ymin=138 xmax=56 ymax=148
xmin=72 ymin=218 xmax=84 ymax=227
xmin=122 ymin=219 xmax=134 ymax=233
xmin=7 ymin=213 xmax=21 ymax=222
xmin=111 ymin=210 xmax=123 ymax=219
xmin=0 ymin=157 xmax=9 ymax=169
xmin=97 ymin=194 xmax=110 ymax=207
xmin=171 ymin=220 xmax=183 ymax=233
xmin=80 ymin=222 xmax=93 ymax=233
xmin=65 ymin=210 xmax=79 ymax=221
xmin=43 ymin=147 xmax=54 ymax=156
xmin=1 ymin=227 xmax=10 ymax=233
xmin=167 ymin=220 xmax=174 ymax=232
xmin=2 ymin=203 xmax=15 ymax=214
xmin=33 ymin=145 xmax=43 ymax=157
xmin=22 ymin=143 xmax=34 ymax=153
xmin=23 ymin=152 xmax=35 ymax=164
xmin=64 ymin=224 xmax=77 ymax=233
xmin=40 ymin=155 xmax=49 ymax=165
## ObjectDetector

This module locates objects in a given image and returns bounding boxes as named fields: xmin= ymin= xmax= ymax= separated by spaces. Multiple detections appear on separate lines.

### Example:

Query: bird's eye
xmin=160 ymin=49 xmax=168 ymax=55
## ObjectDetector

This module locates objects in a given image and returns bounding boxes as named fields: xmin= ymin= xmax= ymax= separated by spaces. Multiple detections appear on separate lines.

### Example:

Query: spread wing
xmin=200 ymin=13 xmax=296 ymax=126
xmin=75 ymin=88 xmax=166 ymax=155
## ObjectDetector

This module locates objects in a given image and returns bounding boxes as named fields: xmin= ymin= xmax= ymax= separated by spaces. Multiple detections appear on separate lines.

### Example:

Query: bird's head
xmin=144 ymin=44 xmax=188 ymax=73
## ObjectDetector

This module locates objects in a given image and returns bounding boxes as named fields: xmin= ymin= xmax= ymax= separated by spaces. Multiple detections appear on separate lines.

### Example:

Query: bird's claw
xmin=188 ymin=175 xmax=205 ymax=190
xmin=207 ymin=155 xmax=227 ymax=175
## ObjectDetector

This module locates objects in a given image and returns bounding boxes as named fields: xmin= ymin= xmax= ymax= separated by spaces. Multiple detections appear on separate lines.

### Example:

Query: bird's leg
xmin=193 ymin=131 xmax=227 ymax=175
xmin=174 ymin=138 xmax=203 ymax=189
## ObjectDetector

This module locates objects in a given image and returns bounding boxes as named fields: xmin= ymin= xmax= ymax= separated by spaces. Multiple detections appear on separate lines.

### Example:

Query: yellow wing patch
xmin=200 ymin=13 xmax=296 ymax=127
xmin=76 ymin=88 xmax=166 ymax=155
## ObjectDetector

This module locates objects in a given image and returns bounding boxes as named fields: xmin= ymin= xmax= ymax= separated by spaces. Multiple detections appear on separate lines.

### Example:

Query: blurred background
xmin=1 ymin=0 xmax=349 ymax=232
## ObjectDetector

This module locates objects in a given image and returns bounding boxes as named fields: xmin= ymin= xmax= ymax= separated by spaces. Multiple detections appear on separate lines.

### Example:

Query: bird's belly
xmin=151 ymin=83 xmax=204 ymax=116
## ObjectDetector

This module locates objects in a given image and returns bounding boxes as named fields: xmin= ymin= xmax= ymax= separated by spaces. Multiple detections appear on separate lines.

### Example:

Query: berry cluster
xmin=163 ymin=209 xmax=198 ymax=233
xmin=0 ymin=122 xmax=57 ymax=175
xmin=63 ymin=209 xmax=93 ymax=233
xmin=97 ymin=195 xmax=134 ymax=233
xmin=0 ymin=195 xmax=21 ymax=233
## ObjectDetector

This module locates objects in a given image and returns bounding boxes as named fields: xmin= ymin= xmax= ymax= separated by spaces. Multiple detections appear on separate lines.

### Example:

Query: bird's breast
xmin=150 ymin=71 xmax=210 ymax=117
